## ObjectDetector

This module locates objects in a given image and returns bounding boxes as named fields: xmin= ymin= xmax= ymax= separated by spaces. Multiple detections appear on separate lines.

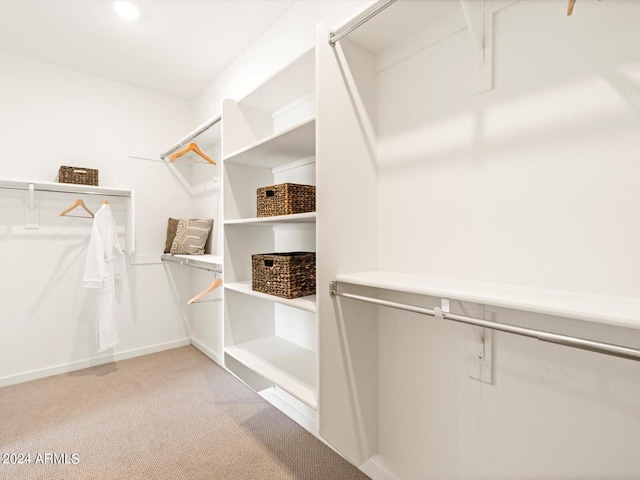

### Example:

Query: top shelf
xmin=223 ymin=117 xmax=315 ymax=167
xmin=336 ymin=271 xmax=640 ymax=330
xmin=337 ymin=0 xmax=459 ymax=54
xmin=0 ymin=178 xmax=131 ymax=197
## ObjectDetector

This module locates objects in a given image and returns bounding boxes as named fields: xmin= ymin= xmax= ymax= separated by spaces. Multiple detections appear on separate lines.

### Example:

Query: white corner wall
xmin=371 ymin=1 xmax=640 ymax=479
xmin=0 ymin=49 xmax=195 ymax=386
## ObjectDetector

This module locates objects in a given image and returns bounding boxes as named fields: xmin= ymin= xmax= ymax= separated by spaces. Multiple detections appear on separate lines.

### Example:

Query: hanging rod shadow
xmin=329 ymin=281 xmax=640 ymax=362
xmin=161 ymin=113 xmax=222 ymax=160
xmin=329 ymin=0 xmax=397 ymax=47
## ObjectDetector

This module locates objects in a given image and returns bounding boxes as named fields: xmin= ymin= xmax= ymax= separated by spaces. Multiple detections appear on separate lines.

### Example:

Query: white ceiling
xmin=0 ymin=0 xmax=295 ymax=100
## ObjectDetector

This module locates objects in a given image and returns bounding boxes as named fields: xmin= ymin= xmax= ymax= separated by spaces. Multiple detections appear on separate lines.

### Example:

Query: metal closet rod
xmin=329 ymin=281 xmax=640 ymax=362
xmin=160 ymin=113 xmax=222 ymax=160
xmin=0 ymin=184 xmax=130 ymax=198
xmin=329 ymin=0 xmax=397 ymax=46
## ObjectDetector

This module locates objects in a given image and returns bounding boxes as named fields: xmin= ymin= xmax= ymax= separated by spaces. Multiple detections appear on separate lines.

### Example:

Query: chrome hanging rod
xmin=329 ymin=281 xmax=640 ymax=362
xmin=329 ymin=0 xmax=397 ymax=47
xmin=160 ymin=113 xmax=222 ymax=160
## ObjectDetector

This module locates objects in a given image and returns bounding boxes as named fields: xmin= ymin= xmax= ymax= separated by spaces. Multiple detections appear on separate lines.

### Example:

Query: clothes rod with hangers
xmin=329 ymin=0 xmax=397 ymax=46
xmin=329 ymin=281 xmax=640 ymax=362
xmin=160 ymin=113 xmax=222 ymax=160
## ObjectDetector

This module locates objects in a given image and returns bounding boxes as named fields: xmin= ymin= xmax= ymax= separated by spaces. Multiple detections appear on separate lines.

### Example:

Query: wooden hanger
xmin=169 ymin=142 xmax=216 ymax=165
xmin=188 ymin=279 xmax=222 ymax=305
xmin=59 ymin=199 xmax=94 ymax=218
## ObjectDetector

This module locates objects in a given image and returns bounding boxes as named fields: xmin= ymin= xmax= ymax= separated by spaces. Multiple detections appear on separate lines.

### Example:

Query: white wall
xmin=0 ymin=49 xmax=195 ymax=385
xmin=370 ymin=1 xmax=640 ymax=479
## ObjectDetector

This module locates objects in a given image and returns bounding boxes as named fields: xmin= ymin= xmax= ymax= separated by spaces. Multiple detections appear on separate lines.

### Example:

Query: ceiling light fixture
xmin=113 ymin=1 xmax=140 ymax=21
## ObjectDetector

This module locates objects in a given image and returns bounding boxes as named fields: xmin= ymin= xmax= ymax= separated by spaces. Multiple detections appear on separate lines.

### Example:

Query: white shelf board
xmin=161 ymin=254 xmax=223 ymax=271
xmin=224 ymin=212 xmax=316 ymax=226
xmin=0 ymin=178 xmax=131 ymax=197
xmin=336 ymin=271 xmax=640 ymax=330
xmin=225 ymin=336 xmax=317 ymax=409
xmin=223 ymin=118 xmax=315 ymax=167
xmin=342 ymin=1 xmax=459 ymax=54
xmin=225 ymin=282 xmax=317 ymax=313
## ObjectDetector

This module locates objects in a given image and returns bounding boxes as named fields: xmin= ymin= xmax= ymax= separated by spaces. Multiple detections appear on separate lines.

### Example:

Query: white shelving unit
xmin=222 ymin=47 xmax=319 ymax=417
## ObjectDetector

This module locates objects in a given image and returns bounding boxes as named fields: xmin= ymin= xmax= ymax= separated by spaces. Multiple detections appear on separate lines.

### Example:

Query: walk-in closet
xmin=1 ymin=1 xmax=640 ymax=479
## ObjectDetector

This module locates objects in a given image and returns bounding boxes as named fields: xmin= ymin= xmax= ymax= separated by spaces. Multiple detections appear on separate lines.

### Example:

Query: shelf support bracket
xmin=459 ymin=0 xmax=493 ymax=95
xmin=460 ymin=0 xmax=484 ymax=67
xmin=25 ymin=183 xmax=39 ymax=229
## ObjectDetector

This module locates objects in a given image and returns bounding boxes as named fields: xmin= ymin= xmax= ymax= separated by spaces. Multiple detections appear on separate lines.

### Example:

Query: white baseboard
xmin=190 ymin=338 xmax=224 ymax=366
xmin=259 ymin=386 xmax=319 ymax=435
xmin=0 ymin=338 xmax=190 ymax=388
xmin=360 ymin=456 xmax=400 ymax=480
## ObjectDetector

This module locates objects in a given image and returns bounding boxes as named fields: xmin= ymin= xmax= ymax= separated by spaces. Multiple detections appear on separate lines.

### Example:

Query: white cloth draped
xmin=83 ymin=203 xmax=124 ymax=352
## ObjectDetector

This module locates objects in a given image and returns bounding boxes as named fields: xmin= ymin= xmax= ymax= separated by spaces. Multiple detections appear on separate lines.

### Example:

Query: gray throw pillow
xmin=170 ymin=219 xmax=213 ymax=255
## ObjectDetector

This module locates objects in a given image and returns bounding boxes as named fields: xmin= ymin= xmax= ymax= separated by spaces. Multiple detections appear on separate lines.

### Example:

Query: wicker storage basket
xmin=257 ymin=183 xmax=315 ymax=218
xmin=58 ymin=166 xmax=99 ymax=186
xmin=252 ymin=252 xmax=316 ymax=299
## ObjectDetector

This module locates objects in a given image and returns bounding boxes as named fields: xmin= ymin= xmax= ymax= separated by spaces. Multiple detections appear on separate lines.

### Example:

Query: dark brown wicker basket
xmin=252 ymin=252 xmax=316 ymax=299
xmin=58 ymin=166 xmax=99 ymax=186
xmin=256 ymin=183 xmax=315 ymax=218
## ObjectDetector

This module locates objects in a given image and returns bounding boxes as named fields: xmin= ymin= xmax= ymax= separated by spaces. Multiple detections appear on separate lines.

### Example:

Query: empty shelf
xmin=225 ymin=282 xmax=316 ymax=313
xmin=225 ymin=336 xmax=317 ymax=409
xmin=223 ymin=118 xmax=315 ymax=168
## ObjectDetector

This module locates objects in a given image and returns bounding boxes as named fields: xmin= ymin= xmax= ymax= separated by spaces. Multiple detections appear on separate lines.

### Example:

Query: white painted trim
xmin=128 ymin=148 xmax=162 ymax=162
xmin=272 ymin=91 xmax=316 ymax=120
xmin=190 ymin=337 xmax=225 ymax=367
xmin=259 ymin=386 xmax=319 ymax=435
xmin=129 ymin=254 xmax=162 ymax=265
xmin=360 ymin=456 xmax=400 ymax=480
xmin=0 ymin=338 xmax=190 ymax=388
xmin=271 ymin=155 xmax=316 ymax=175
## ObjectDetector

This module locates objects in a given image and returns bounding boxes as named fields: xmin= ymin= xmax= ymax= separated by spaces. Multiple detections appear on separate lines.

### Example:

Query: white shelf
xmin=0 ymin=178 xmax=131 ymax=197
xmin=161 ymin=254 xmax=223 ymax=272
xmin=225 ymin=336 xmax=317 ymax=409
xmin=225 ymin=282 xmax=317 ymax=313
xmin=223 ymin=118 xmax=315 ymax=167
xmin=224 ymin=212 xmax=316 ymax=226
xmin=336 ymin=271 xmax=640 ymax=330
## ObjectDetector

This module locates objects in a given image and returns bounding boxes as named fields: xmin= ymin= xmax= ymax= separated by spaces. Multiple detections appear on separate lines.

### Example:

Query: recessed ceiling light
xmin=113 ymin=1 xmax=140 ymax=21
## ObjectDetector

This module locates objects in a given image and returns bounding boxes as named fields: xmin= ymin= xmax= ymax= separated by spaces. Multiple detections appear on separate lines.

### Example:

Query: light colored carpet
xmin=0 ymin=346 xmax=370 ymax=480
